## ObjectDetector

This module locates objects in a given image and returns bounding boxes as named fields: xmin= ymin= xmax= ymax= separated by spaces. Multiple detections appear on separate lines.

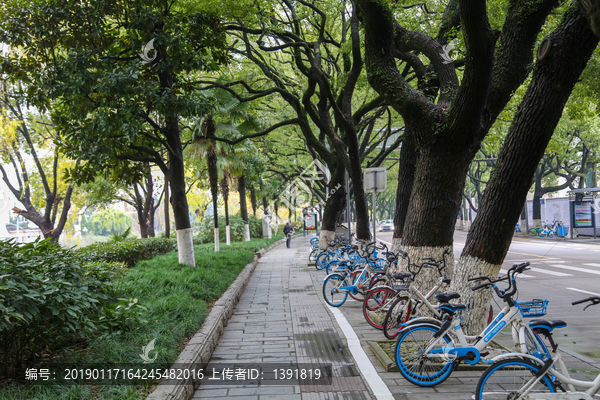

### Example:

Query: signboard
xmin=364 ymin=167 xmax=387 ymax=192
xmin=304 ymin=214 xmax=317 ymax=230
xmin=574 ymin=202 xmax=593 ymax=227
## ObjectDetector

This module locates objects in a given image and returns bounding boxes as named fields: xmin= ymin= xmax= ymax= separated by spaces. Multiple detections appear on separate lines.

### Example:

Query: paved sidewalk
xmin=193 ymin=235 xmax=600 ymax=400
xmin=193 ymin=235 xmax=370 ymax=400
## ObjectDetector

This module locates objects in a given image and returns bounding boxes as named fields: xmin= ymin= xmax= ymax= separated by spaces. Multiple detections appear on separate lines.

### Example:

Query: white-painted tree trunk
xmin=451 ymin=255 xmax=501 ymax=335
xmin=391 ymin=246 xmax=455 ymax=319
xmin=226 ymin=225 xmax=230 ymax=245
xmin=399 ymin=245 xmax=455 ymax=285
xmin=214 ymin=228 xmax=219 ymax=252
xmin=533 ymin=219 xmax=542 ymax=228
xmin=244 ymin=224 xmax=251 ymax=241
xmin=318 ymin=230 xmax=336 ymax=249
xmin=176 ymin=228 xmax=195 ymax=266
xmin=391 ymin=237 xmax=402 ymax=254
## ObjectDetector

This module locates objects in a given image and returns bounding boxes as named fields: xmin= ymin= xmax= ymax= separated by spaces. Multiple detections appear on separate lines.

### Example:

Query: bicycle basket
xmin=516 ymin=299 xmax=548 ymax=317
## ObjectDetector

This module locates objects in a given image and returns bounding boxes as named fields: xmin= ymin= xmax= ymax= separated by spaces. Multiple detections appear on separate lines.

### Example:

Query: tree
xmin=0 ymin=87 xmax=76 ymax=242
xmin=200 ymin=0 xmax=403 ymax=246
xmin=355 ymin=0 xmax=565 ymax=284
xmin=0 ymin=0 xmax=231 ymax=265
xmin=453 ymin=3 xmax=599 ymax=333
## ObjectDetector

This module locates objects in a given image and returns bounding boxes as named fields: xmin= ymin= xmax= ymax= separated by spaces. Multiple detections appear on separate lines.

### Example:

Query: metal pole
xmin=524 ymin=202 xmax=530 ymax=235
xmin=346 ymin=171 xmax=351 ymax=241
xmin=468 ymin=177 xmax=472 ymax=223
xmin=569 ymin=197 xmax=574 ymax=239
xmin=373 ymin=171 xmax=377 ymax=243
xmin=594 ymin=194 xmax=597 ymax=240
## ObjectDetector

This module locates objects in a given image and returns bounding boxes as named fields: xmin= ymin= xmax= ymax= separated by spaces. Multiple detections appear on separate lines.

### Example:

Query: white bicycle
xmin=475 ymin=296 xmax=600 ymax=399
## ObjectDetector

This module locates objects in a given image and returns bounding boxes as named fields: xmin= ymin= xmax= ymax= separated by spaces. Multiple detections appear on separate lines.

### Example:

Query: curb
xmin=146 ymin=237 xmax=287 ymax=400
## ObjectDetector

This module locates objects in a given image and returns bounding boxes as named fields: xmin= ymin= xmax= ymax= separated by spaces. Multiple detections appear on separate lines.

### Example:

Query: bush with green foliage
xmin=83 ymin=208 xmax=134 ymax=236
xmin=0 ymin=239 xmax=122 ymax=376
xmin=197 ymin=214 xmax=267 ymax=242
xmin=74 ymin=237 xmax=176 ymax=267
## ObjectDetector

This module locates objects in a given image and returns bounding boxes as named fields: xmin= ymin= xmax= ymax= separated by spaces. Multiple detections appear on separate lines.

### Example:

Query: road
xmin=375 ymin=229 xmax=600 ymax=362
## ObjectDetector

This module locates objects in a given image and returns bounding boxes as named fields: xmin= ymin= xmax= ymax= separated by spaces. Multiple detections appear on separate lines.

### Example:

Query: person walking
xmin=283 ymin=221 xmax=294 ymax=248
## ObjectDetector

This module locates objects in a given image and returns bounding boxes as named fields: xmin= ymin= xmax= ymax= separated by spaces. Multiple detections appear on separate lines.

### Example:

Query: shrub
xmin=0 ymin=239 xmax=117 ymax=377
xmin=75 ymin=237 xmax=176 ymax=267
xmin=197 ymin=214 xmax=274 ymax=242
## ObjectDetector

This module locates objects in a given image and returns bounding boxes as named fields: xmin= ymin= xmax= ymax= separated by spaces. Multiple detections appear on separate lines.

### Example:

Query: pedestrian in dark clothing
xmin=284 ymin=222 xmax=294 ymax=248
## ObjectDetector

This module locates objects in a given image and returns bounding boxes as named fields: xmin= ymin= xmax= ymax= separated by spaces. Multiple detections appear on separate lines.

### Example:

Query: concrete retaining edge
xmin=146 ymin=237 xmax=287 ymax=400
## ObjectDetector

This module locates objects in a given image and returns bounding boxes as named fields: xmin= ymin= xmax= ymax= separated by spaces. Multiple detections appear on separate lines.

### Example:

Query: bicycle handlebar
xmin=572 ymin=297 xmax=600 ymax=307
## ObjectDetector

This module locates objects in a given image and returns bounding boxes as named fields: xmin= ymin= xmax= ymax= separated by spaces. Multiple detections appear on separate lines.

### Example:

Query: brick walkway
xmin=193 ymin=236 xmax=370 ymax=400
xmin=193 ymin=235 xmax=600 ymax=400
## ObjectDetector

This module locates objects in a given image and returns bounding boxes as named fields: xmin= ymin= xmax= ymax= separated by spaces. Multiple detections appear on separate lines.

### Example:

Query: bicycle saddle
xmin=435 ymin=292 xmax=460 ymax=303
xmin=529 ymin=319 xmax=567 ymax=334
xmin=438 ymin=303 xmax=467 ymax=315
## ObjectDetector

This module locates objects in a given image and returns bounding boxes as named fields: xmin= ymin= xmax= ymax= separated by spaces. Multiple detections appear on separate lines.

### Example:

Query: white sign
xmin=364 ymin=168 xmax=387 ymax=192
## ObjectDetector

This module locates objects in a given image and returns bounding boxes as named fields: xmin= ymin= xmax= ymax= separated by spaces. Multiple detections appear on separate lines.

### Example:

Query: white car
xmin=378 ymin=220 xmax=394 ymax=232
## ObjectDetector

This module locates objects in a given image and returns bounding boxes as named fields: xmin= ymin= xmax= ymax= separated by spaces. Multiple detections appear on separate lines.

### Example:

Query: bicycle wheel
xmin=383 ymin=296 xmax=411 ymax=339
xmin=347 ymin=270 xmax=370 ymax=302
xmin=368 ymin=277 xmax=388 ymax=290
xmin=315 ymin=251 xmax=330 ymax=270
xmin=548 ymin=230 xmax=554 ymax=238
xmin=475 ymin=357 xmax=555 ymax=399
xmin=538 ymin=230 xmax=546 ymax=237
xmin=395 ymin=324 xmax=454 ymax=386
xmin=308 ymin=248 xmax=318 ymax=262
xmin=487 ymin=305 xmax=494 ymax=324
xmin=521 ymin=327 xmax=550 ymax=361
xmin=325 ymin=260 xmax=340 ymax=275
xmin=362 ymin=287 xmax=397 ymax=329
xmin=322 ymin=274 xmax=348 ymax=307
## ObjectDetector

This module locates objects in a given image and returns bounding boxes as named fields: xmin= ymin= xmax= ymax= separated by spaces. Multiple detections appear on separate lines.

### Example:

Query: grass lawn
xmin=0 ymin=235 xmax=285 ymax=400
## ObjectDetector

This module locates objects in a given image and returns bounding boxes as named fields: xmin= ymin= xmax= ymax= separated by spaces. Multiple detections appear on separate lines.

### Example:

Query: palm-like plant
xmin=190 ymin=89 xmax=264 ymax=248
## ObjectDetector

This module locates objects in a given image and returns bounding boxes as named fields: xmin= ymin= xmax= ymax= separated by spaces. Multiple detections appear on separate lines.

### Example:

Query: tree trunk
xmin=319 ymin=163 xmax=346 ymax=249
xmin=165 ymin=119 xmax=195 ymax=266
xmin=204 ymin=117 xmax=220 ymax=252
xmin=454 ymin=5 xmax=599 ymax=335
xmin=392 ymin=127 xmax=417 ymax=252
xmin=250 ymin=187 xmax=257 ymax=216
xmin=238 ymin=175 xmax=250 ymax=241
xmin=164 ymin=173 xmax=170 ymax=239
xmin=221 ymin=176 xmax=230 ymax=245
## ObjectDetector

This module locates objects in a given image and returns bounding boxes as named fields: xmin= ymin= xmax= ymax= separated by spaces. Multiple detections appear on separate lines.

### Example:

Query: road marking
xmin=505 ymin=251 xmax=558 ymax=259
xmin=499 ymin=269 xmax=533 ymax=278
xmin=527 ymin=267 xmax=572 ymax=277
xmin=328 ymin=306 xmax=394 ymax=400
xmin=541 ymin=260 xmax=565 ymax=263
xmin=566 ymin=287 xmax=600 ymax=297
xmin=583 ymin=263 xmax=600 ymax=268
xmin=548 ymin=264 xmax=600 ymax=276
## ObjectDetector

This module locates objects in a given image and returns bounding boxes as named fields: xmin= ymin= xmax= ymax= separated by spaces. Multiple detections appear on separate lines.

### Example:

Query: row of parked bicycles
xmin=309 ymin=235 xmax=600 ymax=399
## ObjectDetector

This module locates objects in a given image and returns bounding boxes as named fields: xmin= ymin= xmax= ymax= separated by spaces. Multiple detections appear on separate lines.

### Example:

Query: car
xmin=378 ymin=219 xmax=393 ymax=232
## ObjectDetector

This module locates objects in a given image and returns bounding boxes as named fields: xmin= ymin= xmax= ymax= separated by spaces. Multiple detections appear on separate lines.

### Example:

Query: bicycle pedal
xmin=479 ymin=351 xmax=489 ymax=358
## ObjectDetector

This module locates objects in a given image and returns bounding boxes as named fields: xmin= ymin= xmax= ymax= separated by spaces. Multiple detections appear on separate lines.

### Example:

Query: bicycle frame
xmin=498 ymin=348 xmax=600 ymax=399
xmin=422 ymin=299 xmax=549 ymax=366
